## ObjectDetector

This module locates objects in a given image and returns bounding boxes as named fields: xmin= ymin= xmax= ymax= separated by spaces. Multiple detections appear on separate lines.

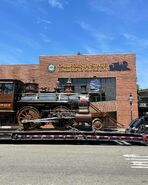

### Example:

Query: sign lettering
xmin=58 ymin=63 xmax=108 ymax=72
xmin=47 ymin=61 xmax=130 ymax=73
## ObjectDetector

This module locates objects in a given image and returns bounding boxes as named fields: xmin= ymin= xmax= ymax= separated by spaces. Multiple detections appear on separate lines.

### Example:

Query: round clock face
xmin=48 ymin=64 xmax=56 ymax=72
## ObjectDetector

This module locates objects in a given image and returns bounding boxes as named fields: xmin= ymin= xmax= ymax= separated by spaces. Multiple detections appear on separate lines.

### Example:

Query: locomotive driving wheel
xmin=92 ymin=118 xmax=103 ymax=131
xmin=17 ymin=106 xmax=40 ymax=129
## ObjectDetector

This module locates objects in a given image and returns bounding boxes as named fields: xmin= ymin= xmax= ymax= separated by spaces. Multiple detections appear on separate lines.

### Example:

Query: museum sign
xmin=48 ymin=61 xmax=130 ymax=73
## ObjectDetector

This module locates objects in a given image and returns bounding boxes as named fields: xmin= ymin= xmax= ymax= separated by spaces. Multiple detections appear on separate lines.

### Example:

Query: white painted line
xmin=132 ymin=163 xmax=148 ymax=166
xmin=130 ymin=156 xmax=148 ymax=158
xmin=123 ymin=154 xmax=148 ymax=158
xmin=132 ymin=161 xmax=148 ymax=164
xmin=131 ymin=166 xmax=148 ymax=169
xmin=124 ymin=154 xmax=148 ymax=169
xmin=126 ymin=158 xmax=148 ymax=161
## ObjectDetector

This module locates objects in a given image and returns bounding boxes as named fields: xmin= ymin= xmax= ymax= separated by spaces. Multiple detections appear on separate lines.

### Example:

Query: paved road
xmin=0 ymin=144 xmax=148 ymax=185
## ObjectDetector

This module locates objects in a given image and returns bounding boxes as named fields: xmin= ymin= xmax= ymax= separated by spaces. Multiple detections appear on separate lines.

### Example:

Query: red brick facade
xmin=0 ymin=64 xmax=39 ymax=83
xmin=0 ymin=54 xmax=138 ymax=128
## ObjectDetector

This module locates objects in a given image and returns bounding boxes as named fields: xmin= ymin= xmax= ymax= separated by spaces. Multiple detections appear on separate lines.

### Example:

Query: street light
xmin=129 ymin=93 xmax=133 ymax=121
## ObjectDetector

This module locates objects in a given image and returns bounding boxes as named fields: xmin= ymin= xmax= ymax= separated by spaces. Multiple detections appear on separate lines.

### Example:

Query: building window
xmin=80 ymin=85 xmax=87 ymax=93
xmin=58 ymin=77 xmax=116 ymax=102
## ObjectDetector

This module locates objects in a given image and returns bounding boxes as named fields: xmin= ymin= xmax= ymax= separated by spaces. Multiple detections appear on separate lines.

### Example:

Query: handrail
xmin=89 ymin=102 xmax=124 ymax=128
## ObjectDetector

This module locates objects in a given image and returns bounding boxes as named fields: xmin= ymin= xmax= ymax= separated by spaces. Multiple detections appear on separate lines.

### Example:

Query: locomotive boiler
xmin=0 ymin=79 xmax=114 ymax=130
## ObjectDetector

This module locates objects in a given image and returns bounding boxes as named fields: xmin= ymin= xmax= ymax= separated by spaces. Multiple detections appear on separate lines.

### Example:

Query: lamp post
xmin=129 ymin=93 xmax=133 ymax=121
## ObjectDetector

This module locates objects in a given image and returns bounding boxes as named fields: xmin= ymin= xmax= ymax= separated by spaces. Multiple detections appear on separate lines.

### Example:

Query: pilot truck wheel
xmin=92 ymin=118 xmax=103 ymax=131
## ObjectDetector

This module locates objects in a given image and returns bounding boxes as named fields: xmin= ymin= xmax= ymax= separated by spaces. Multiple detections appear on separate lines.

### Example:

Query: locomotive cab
xmin=0 ymin=79 xmax=23 ymax=112
xmin=0 ymin=79 xmax=24 ymax=126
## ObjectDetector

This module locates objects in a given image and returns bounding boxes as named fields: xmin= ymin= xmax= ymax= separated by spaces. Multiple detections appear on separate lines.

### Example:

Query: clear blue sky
xmin=0 ymin=0 xmax=148 ymax=88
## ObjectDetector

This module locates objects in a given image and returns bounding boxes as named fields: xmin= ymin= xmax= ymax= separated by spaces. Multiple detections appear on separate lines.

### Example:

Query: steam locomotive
xmin=0 ymin=79 xmax=113 ymax=130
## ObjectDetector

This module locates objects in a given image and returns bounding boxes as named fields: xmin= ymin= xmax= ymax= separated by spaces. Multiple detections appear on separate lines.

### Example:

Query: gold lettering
xmin=58 ymin=63 xmax=109 ymax=72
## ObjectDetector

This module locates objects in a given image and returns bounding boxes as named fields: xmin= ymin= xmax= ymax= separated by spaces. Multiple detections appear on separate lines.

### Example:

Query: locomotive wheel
xmin=17 ymin=106 xmax=40 ymax=129
xmin=92 ymin=118 xmax=103 ymax=131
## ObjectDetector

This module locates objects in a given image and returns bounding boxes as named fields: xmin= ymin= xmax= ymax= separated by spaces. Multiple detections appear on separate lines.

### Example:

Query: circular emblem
xmin=48 ymin=64 xmax=56 ymax=72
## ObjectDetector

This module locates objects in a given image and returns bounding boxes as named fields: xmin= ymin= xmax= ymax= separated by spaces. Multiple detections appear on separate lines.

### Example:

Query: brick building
xmin=0 ymin=54 xmax=138 ymax=128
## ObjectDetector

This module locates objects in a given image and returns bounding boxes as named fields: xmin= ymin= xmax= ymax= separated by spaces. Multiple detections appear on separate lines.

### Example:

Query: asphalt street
xmin=0 ymin=144 xmax=148 ymax=185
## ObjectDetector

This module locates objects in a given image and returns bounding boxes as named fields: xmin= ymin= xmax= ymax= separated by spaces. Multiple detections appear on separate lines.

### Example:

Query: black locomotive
xmin=0 ymin=79 xmax=116 ymax=130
